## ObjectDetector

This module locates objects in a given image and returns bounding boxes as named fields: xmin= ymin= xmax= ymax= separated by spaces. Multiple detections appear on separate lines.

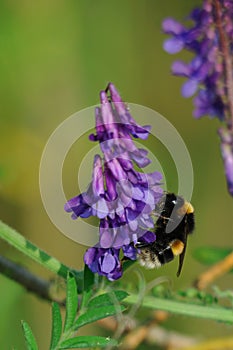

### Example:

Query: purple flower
xmin=219 ymin=128 xmax=233 ymax=195
xmin=84 ymin=230 xmax=156 ymax=281
xmin=162 ymin=0 xmax=233 ymax=120
xmin=65 ymin=83 xmax=163 ymax=279
xmin=84 ymin=247 xmax=122 ymax=281
xmin=163 ymin=0 xmax=233 ymax=197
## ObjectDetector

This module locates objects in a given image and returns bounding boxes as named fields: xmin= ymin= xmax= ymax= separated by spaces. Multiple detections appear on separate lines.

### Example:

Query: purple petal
xmin=128 ymin=219 xmax=138 ymax=231
xmin=112 ymin=226 xmax=130 ymax=248
xmin=163 ymin=38 xmax=184 ymax=54
xmin=171 ymin=60 xmax=191 ymax=76
xmin=127 ymin=170 xmax=138 ymax=185
xmin=84 ymin=247 xmax=101 ymax=273
xmin=132 ymin=186 xmax=144 ymax=200
xmin=127 ymin=124 xmax=152 ymax=139
xmin=107 ymin=268 xmax=122 ymax=281
xmin=116 ymin=136 xmax=139 ymax=154
xmin=118 ymin=157 xmax=133 ymax=170
xmin=101 ymin=252 xmax=116 ymax=273
xmin=64 ymin=195 xmax=81 ymax=212
xmin=105 ymin=166 xmax=117 ymax=201
xmin=84 ymin=247 xmax=97 ymax=265
xmin=162 ymin=18 xmax=185 ymax=35
xmin=65 ymin=193 xmax=94 ymax=219
xmin=107 ymin=84 xmax=151 ymax=140
xmin=115 ymin=201 xmax=125 ymax=217
xmin=100 ymin=230 xmax=114 ymax=248
xmin=126 ymin=207 xmax=140 ymax=222
xmin=139 ymin=171 xmax=163 ymax=185
xmin=100 ymin=91 xmax=118 ymax=138
xmin=107 ymin=83 xmax=122 ymax=103
xmin=107 ymin=84 xmax=133 ymax=124
xmin=118 ymin=190 xmax=134 ymax=208
xmin=137 ymin=231 xmax=156 ymax=244
xmin=92 ymin=198 xmax=109 ymax=219
xmin=92 ymin=155 xmax=104 ymax=196
xmin=130 ymin=150 xmax=151 ymax=168
xmin=117 ymin=179 xmax=133 ymax=198
xmin=182 ymin=79 xmax=198 ymax=97
xmin=106 ymin=158 xmax=127 ymax=180
xmin=89 ymin=107 xmax=106 ymax=142
xmin=193 ymin=93 xmax=208 ymax=118
xmin=79 ymin=206 xmax=93 ymax=218
xmin=122 ymin=244 xmax=137 ymax=260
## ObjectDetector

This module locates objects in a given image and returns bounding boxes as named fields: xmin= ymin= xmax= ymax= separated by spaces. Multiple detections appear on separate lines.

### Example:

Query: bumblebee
xmin=136 ymin=193 xmax=195 ymax=276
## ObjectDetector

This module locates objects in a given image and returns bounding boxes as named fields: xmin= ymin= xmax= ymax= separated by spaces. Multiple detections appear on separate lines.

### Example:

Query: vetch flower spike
xmin=162 ymin=1 xmax=233 ymax=120
xmin=65 ymin=83 xmax=163 ymax=280
xmin=162 ymin=0 xmax=233 ymax=196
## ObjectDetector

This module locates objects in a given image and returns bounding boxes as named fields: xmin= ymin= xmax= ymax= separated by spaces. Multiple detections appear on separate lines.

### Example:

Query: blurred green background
xmin=1 ymin=0 xmax=233 ymax=348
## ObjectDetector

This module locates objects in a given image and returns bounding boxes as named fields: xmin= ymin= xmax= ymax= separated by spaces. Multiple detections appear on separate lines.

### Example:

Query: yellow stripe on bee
xmin=170 ymin=240 xmax=184 ymax=256
xmin=177 ymin=201 xmax=194 ymax=216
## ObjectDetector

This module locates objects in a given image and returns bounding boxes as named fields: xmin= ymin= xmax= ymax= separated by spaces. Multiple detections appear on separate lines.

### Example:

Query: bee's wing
xmin=176 ymin=230 xmax=188 ymax=277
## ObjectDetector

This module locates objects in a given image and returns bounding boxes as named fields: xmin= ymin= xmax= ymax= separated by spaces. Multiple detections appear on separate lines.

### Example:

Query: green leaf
xmin=59 ymin=336 xmax=118 ymax=349
xmin=88 ymin=290 xmax=128 ymax=308
xmin=50 ymin=303 xmax=62 ymax=350
xmin=21 ymin=321 xmax=38 ymax=350
xmin=81 ymin=265 xmax=95 ymax=308
xmin=64 ymin=273 xmax=78 ymax=332
xmin=73 ymin=305 xmax=125 ymax=330
xmin=193 ymin=247 xmax=233 ymax=271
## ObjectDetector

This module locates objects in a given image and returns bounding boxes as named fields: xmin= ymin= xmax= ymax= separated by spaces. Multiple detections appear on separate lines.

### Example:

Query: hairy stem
xmin=125 ymin=294 xmax=233 ymax=323
xmin=0 ymin=220 xmax=71 ymax=279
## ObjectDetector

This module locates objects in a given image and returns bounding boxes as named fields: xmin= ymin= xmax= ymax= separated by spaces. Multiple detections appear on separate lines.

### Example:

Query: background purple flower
xmin=162 ymin=0 xmax=233 ymax=121
xmin=65 ymin=83 xmax=163 ymax=279
xmin=162 ymin=0 xmax=233 ymax=196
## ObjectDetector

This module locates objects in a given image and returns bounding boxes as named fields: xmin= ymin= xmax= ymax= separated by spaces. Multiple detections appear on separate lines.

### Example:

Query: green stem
xmin=125 ymin=294 xmax=233 ymax=324
xmin=0 ymin=220 xmax=71 ymax=279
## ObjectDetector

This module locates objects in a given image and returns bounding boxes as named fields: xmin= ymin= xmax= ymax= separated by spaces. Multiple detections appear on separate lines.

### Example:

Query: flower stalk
xmin=214 ymin=0 xmax=233 ymax=129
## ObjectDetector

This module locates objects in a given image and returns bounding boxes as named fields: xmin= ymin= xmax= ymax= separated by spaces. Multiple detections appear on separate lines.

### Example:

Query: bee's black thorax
xmin=136 ymin=193 xmax=195 ymax=275
xmin=155 ymin=193 xmax=195 ymax=241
